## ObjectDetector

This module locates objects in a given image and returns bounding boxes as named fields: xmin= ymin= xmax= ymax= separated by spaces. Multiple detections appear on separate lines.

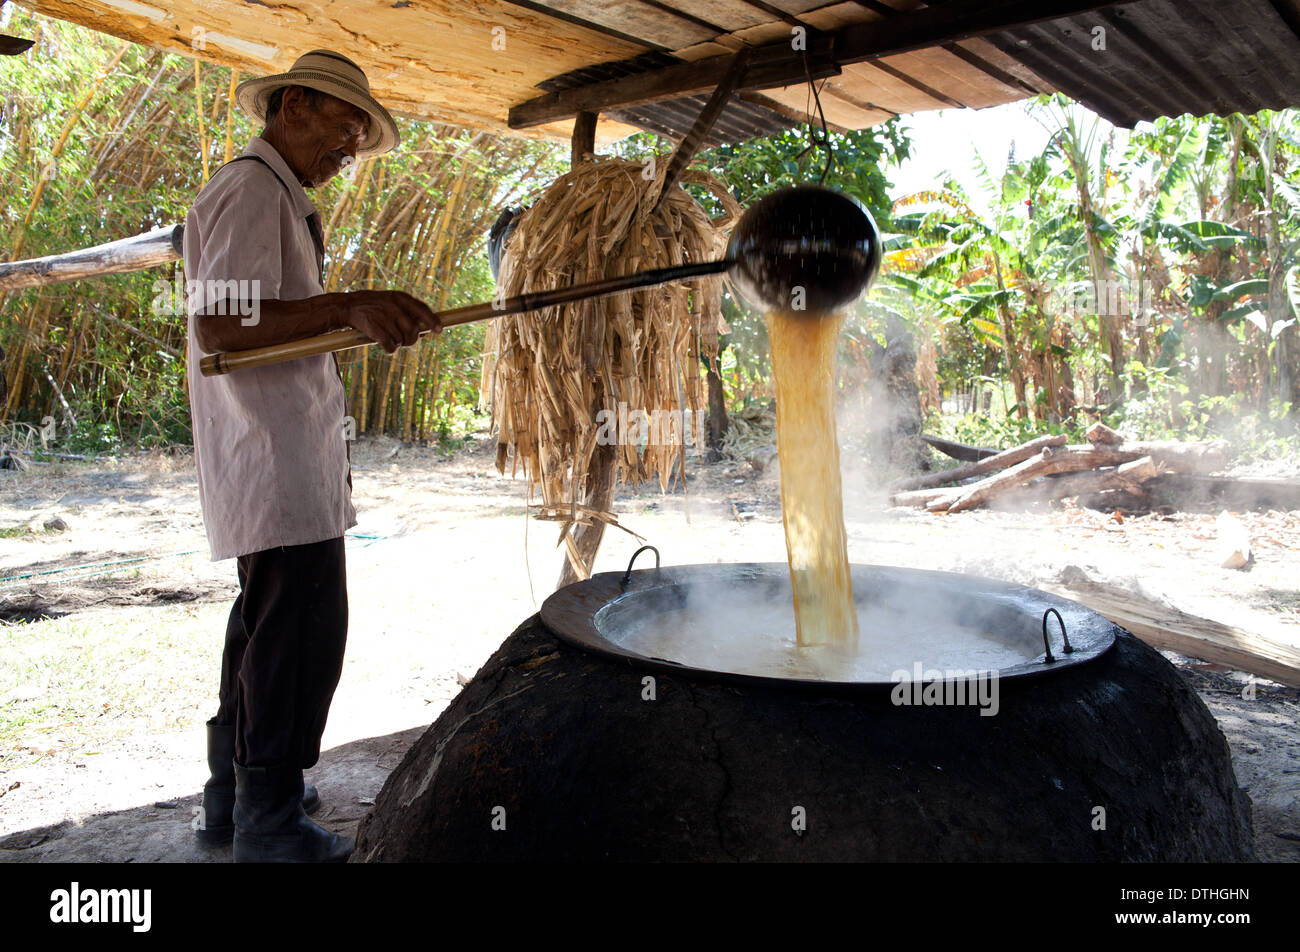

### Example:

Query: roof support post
xmin=571 ymin=110 xmax=597 ymax=167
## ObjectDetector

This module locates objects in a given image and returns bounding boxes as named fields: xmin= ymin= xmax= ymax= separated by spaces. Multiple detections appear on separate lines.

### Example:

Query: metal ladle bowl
xmin=726 ymin=185 xmax=882 ymax=314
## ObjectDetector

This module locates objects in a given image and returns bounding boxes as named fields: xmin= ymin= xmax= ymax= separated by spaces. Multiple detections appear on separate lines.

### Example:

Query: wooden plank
xmin=24 ymin=0 xmax=649 ymax=144
xmin=760 ymin=0 xmax=837 ymax=15
xmin=883 ymin=46 xmax=1028 ymax=106
xmin=758 ymin=80 xmax=892 ymax=127
xmin=953 ymin=36 xmax=1055 ymax=92
xmin=729 ymin=20 xmax=800 ymax=46
xmin=511 ymin=0 xmax=1121 ymax=127
xmin=651 ymin=0 xmax=773 ymax=31
xmin=810 ymin=82 xmax=900 ymax=122
xmin=868 ymin=56 xmax=970 ymax=108
xmin=737 ymin=89 xmax=855 ymax=131
xmin=537 ymin=0 xmax=717 ymax=48
xmin=537 ymin=115 xmax=645 ymax=144
xmin=0 ymin=225 xmax=181 ymax=292
xmin=1041 ymin=582 xmax=1300 ymax=688
xmin=831 ymin=60 xmax=956 ymax=113
xmin=803 ymin=1 xmax=888 ymax=30
xmin=941 ymin=41 xmax=1043 ymax=96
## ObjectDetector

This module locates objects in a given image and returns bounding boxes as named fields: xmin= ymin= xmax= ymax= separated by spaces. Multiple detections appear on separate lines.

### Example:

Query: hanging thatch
xmin=484 ymin=155 xmax=739 ymax=579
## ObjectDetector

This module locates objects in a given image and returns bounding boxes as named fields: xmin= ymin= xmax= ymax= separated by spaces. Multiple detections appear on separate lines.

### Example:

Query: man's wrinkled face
xmin=277 ymin=86 xmax=372 ymax=188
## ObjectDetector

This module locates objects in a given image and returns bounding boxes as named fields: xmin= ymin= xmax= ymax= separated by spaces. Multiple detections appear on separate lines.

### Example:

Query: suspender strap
xmin=211 ymin=154 xmax=346 ymax=406
xmin=220 ymin=154 xmax=326 ymax=284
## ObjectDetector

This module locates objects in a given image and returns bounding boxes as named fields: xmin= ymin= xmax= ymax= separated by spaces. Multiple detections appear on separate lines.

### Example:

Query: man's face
xmin=276 ymin=86 xmax=372 ymax=188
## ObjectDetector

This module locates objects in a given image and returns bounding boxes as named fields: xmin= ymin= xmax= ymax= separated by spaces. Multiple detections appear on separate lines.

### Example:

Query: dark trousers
xmin=213 ymin=537 xmax=348 ymax=769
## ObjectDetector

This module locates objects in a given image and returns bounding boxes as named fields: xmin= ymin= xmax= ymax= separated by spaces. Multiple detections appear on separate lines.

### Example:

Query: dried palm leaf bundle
xmin=484 ymin=156 xmax=740 ymax=580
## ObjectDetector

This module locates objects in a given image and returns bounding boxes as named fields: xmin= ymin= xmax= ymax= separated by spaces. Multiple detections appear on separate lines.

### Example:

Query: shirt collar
xmin=243 ymin=137 xmax=318 ymax=220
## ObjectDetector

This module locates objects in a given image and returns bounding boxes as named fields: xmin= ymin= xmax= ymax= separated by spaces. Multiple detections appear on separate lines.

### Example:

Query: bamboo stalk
xmin=223 ymin=70 xmax=239 ymax=164
xmin=194 ymin=59 xmax=209 ymax=183
xmin=11 ymin=41 xmax=129 ymax=260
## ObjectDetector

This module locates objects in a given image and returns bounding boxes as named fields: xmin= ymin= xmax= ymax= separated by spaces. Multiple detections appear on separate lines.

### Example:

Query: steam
xmin=604 ymin=566 xmax=1093 ymax=697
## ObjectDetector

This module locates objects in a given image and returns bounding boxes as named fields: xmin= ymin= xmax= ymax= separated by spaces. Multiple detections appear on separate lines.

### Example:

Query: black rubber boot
xmin=196 ymin=722 xmax=320 ymax=847
xmin=232 ymin=763 xmax=353 ymax=863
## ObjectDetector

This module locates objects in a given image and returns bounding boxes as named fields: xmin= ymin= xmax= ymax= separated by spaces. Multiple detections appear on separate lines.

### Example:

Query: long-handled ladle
xmin=199 ymin=185 xmax=880 ymax=377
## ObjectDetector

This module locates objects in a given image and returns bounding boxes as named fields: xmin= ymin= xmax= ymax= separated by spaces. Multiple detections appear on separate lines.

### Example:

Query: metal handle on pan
xmin=620 ymin=545 xmax=661 ymax=589
xmin=1041 ymin=607 xmax=1075 ymax=663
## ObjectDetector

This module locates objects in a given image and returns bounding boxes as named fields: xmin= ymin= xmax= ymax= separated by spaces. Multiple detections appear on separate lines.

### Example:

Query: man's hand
xmin=194 ymin=290 xmax=442 ymax=356
xmin=344 ymin=290 xmax=442 ymax=353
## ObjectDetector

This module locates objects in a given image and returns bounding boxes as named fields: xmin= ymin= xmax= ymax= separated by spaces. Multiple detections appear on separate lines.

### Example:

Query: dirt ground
xmin=1 ymin=433 xmax=1297 ymax=862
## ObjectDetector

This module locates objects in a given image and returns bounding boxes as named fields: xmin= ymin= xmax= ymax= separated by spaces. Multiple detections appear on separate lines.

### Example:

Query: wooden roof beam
xmin=1 ymin=33 xmax=34 ymax=55
xmin=510 ymin=40 xmax=839 ymax=128
xmin=508 ymin=0 xmax=1130 ymax=129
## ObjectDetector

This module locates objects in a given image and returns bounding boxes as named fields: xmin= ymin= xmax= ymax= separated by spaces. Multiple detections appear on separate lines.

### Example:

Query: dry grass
xmin=483 ymin=156 xmax=739 ymax=576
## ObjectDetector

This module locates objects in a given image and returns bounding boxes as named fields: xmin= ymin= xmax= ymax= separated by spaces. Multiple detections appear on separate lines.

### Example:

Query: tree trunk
xmin=557 ymin=441 xmax=618 ymax=588
xmin=866 ymin=315 xmax=926 ymax=475
xmin=704 ymin=352 xmax=727 ymax=462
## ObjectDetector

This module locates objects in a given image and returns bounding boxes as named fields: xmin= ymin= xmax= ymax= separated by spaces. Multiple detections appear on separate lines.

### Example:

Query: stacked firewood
xmin=890 ymin=423 xmax=1229 ymax=513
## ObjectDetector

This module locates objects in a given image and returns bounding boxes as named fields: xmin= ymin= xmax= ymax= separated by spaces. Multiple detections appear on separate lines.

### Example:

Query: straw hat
xmin=235 ymin=50 xmax=400 ymax=156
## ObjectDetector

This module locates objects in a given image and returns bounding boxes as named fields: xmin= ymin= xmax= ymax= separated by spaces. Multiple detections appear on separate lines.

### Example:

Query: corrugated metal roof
xmin=985 ymin=0 xmax=1300 ymax=127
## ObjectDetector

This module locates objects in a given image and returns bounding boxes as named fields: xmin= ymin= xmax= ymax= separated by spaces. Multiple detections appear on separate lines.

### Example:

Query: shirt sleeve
xmin=188 ymin=165 xmax=287 ymax=315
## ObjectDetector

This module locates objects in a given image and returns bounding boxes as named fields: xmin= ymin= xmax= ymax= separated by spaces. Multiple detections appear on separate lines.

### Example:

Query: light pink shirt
xmin=184 ymin=137 xmax=356 ymax=561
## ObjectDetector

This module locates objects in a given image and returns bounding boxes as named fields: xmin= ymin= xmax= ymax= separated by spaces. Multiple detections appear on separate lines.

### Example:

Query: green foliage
xmin=696 ymin=122 xmax=910 ymax=220
xmin=938 ymin=405 xmax=1088 ymax=450
xmin=62 ymin=419 xmax=121 ymax=455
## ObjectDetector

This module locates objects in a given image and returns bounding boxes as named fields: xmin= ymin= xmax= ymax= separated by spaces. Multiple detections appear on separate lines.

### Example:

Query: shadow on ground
xmin=0 ymin=726 xmax=424 ymax=863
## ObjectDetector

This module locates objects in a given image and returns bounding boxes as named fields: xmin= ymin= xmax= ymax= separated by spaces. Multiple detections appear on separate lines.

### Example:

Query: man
xmin=184 ymin=50 xmax=440 ymax=863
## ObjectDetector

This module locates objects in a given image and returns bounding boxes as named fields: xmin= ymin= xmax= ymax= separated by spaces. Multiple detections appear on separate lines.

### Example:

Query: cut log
xmin=893 ymin=433 xmax=1067 ymax=492
xmin=1101 ymin=439 xmax=1229 ymax=472
xmin=1042 ymin=581 xmax=1300 ymax=688
xmin=944 ymin=445 xmax=1140 ymax=513
xmin=900 ymin=438 xmax=1227 ymax=513
xmin=890 ymin=487 xmax=955 ymax=508
xmin=926 ymin=492 xmax=959 ymax=512
xmin=1116 ymin=455 xmax=1160 ymax=481
xmin=1005 ymin=459 xmax=1161 ymax=508
xmin=1086 ymin=421 xmax=1124 ymax=444
xmin=0 ymin=224 xmax=182 ymax=292
xmin=1149 ymin=474 xmax=1300 ymax=511
xmin=919 ymin=433 xmax=997 ymax=462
